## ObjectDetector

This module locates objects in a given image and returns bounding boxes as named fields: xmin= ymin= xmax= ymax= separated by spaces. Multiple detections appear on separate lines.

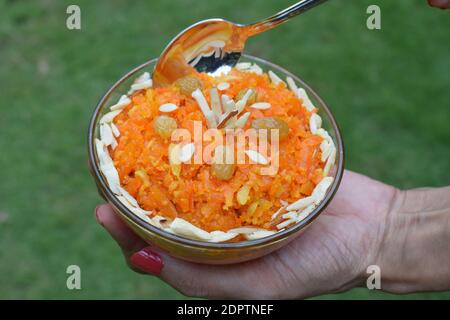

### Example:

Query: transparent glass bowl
xmin=88 ymin=55 xmax=344 ymax=264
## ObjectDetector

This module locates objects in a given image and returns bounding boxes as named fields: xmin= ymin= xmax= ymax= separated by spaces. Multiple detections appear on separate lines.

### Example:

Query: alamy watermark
xmin=66 ymin=265 xmax=81 ymax=290
xmin=66 ymin=5 xmax=81 ymax=30
xmin=366 ymin=265 xmax=381 ymax=290
xmin=170 ymin=121 xmax=280 ymax=175
xmin=366 ymin=5 xmax=381 ymax=30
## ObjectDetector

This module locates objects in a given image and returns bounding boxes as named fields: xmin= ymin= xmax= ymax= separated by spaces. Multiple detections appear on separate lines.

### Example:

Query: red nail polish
xmin=130 ymin=248 xmax=163 ymax=275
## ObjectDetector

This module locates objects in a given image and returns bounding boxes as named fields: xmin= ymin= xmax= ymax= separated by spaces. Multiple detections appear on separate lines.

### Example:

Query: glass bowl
xmin=87 ymin=55 xmax=344 ymax=265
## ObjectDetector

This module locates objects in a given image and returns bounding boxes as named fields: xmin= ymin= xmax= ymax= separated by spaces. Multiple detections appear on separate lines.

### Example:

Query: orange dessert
xmin=96 ymin=62 xmax=336 ymax=242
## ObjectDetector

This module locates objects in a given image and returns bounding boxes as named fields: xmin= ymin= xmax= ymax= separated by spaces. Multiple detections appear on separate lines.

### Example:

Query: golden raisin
xmin=211 ymin=163 xmax=236 ymax=181
xmin=251 ymin=117 xmax=289 ymax=142
xmin=153 ymin=115 xmax=177 ymax=139
xmin=174 ymin=76 xmax=203 ymax=96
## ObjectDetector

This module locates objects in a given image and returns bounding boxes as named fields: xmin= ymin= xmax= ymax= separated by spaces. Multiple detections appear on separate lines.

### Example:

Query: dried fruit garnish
xmin=153 ymin=115 xmax=177 ymax=139
xmin=250 ymin=117 xmax=289 ymax=141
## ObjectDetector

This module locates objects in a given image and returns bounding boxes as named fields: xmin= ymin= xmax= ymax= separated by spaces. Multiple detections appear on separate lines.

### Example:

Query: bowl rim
xmin=87 ymin=54 xmax=345 ymax=249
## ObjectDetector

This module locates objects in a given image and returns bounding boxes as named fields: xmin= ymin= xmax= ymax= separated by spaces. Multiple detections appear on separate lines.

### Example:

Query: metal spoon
xmin=152 ymin=0 xmax=328 ymax=87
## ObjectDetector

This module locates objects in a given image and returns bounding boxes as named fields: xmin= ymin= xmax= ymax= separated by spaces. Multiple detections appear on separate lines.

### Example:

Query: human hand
xmin=95 ymin=170 xmax=399 ymax=299
xmin=428 ymin=0 xmax=450 ymax=9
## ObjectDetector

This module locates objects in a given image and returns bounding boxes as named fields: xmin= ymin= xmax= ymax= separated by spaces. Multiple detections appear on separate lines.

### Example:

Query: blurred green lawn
xmin=0 ymin=0 xmax=449 ymax=299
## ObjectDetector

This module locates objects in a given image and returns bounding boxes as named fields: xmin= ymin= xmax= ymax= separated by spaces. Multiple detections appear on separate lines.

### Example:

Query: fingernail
xmin=95 ymin=205 xmax=104 ymax=226
xmin=130 ymin=247 xmax=164 ymax=275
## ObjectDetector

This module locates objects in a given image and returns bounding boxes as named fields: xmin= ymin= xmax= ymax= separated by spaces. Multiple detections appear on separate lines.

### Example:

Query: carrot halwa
xmin=104 ymin=65 xmax=332 ymax=237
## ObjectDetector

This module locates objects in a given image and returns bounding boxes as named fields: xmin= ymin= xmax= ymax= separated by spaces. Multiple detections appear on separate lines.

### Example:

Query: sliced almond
xmin=286 ymin=195 xmax=315 ymax=211
xmin=100 ymin=110 xmax=122 ymax=124
xmin=118 ymin=186 xmax=139 ymax=208
xmin=209 ymin=87 xmax=222 ymax=121
xmin=110 ymin=95 xmax=131 ymax=111
xmin=295 ymin=204 xmax=316 ymax=222
xmin=297 ymin=88 xmax=315 ymax=111
xmin=110 ymin=123 xmax=120 ymax=137
xmin=235 ymin=89 xmax=253 ymax=114
xmin=192 ymin=89 xmax=217 ymax=128
xmin=170 ymin=218 xmax=211 ymax=241
xmin=134 ymin=71 xmax=151 ymax=83
xmin=217 ymin=109 xmax=238 ymax=129
xmin=100 ymin=123 xmax=114 ymax=146
xmin=209 ymin=231 xmax=238 ymax=243
xmin=268 ymin=70 xmax=285 ymax=85
xmin=100 ymin=161 xmax=121 ymax=195
xmin=245 ymin=230 xmax=276 ymax=240
xmin=245 ymin=149 xmax=269 ymax=165
xmin=309 ymin=113 xmax=322 ymax=134
xmin=323 ymin=148 xmax=336 ymax=177
xmin=236 ymin=62 xmax=252 ymax=70
xmin=131 ymin=79 xmax=152 ymax=91
xmin=159 ymin=103 xmax=178 ymax=113
xmin=276 ymin=218 xmax=295 ymax=230
xmin=234 ymin=112 xmax=251 ymax=129
xmin=228 ymin=227 xmax=260 ymax=234
xmin=312 ymin=176 xmax=334 ymax=204
xmin=244 ymin=64 xmax=263 ymax=75
xmin=250 ymin=102 xmax=271 ymax=110
xmin=286 ymin=76 xmax=298 ymax=93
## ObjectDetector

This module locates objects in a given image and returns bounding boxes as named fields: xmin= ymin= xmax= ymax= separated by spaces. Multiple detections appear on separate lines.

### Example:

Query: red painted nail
xmin=130 ymin=248 xmax=164 ymax=275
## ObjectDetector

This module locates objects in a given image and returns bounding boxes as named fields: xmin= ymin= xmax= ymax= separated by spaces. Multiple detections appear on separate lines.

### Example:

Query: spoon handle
xmin=246 ymin=0 xmax=328 ymax=36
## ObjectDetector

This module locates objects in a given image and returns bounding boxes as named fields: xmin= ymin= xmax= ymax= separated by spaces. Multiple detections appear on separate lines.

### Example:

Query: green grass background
xmin=0 ymin=0 xmax=449 ymax=299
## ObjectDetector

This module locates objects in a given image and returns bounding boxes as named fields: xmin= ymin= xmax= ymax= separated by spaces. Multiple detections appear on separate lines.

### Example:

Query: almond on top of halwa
xmin=96 ymin=63 xmax=336 ymax=242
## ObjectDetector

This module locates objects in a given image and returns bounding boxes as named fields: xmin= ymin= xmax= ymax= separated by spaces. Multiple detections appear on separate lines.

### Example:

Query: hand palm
xmin=97 ymin=170 xmax=394 ymax=299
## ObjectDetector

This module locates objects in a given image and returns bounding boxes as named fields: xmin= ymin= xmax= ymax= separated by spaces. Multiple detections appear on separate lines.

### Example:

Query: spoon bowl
xmin=152 ymin=0 xmax=328 ymax=87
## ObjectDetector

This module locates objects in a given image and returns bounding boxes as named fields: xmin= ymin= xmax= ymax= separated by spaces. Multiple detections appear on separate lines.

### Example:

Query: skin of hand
xmin=428 ymin=0 xmax=450 ymax=9
xmin=95 ymin=170 xmax=404 ymax=299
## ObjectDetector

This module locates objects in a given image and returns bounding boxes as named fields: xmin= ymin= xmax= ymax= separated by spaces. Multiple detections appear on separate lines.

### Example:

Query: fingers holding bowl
xmin=94 ymin=203 xmax=272 ymax=298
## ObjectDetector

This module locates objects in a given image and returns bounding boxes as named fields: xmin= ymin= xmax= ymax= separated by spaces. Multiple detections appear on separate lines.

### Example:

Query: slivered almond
xmin=250 ymin=102 xmax=271 ymax=110
xmin=245 ymin=149 xmax=268 ymax=165
xmin=235 ymin=89 xmax=253 ymax=114
xmin=217 ymin=110 xmax=238 ymax=129
xmin=323 ymin=148 xmax=336 ymax=176
xmin=210 ymin=87 xmax=222 ymax=120
xmin=236 ymin=62 xmax=251 ymax=70
xmin=268 ymin=70 xmax=284 ymax=85
xmin=118 ymin=186 xmax=139 ymax=208
xmin=209 ymin=231 xmax=238 ymax=243
xmin=286 ymin=195 xmax=315 ymax=211
xmin=192 ymin=89 xmax=217 ymax=128
xmin=234 ymin=112 xmax=251 ymax=128
xmin=245 ymin=230 xmax=276 ymax=240
xmin=276 ymin=218 xmax=295 ymax=230
xmin=100 ymin=110 xmax=122 ymax=124
xmin=110 ymin=95 xmax=131 ymax=111
xmin=286 ymin=76 xmax=298 ymax=93
xmin=309 ymin=113 xmax=322 ymax=134
xmin=159 ymin=103 xmax=178 ymax=113
xmin=170 ymin=218 xmax=211 ymax=241
xmin=297 ymin=88 xmax=315 ymax=111
xmin=110 ymin=123 xmax=120 ymax=137
xmin=295 ymin=204 xmax=316 ymax=222
xmin=131 ymin=79 xmax=152 ymax=91
xmin=100 ymin=123 xmax=114 ymax=146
